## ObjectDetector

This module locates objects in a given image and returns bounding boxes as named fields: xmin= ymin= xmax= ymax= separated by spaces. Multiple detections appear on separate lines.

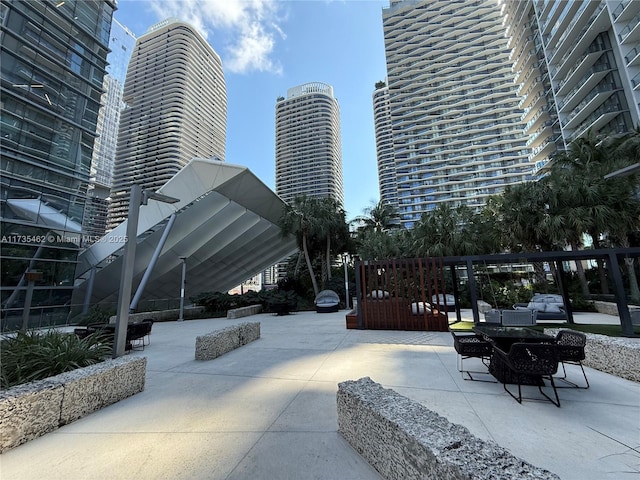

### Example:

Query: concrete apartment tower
xmin=499 ymin=0 xmax=564 ymax=176
xmin=108 ymin=18 xmax=227 ymax=229
xmin=501 ymin=0 xmax=639 ymax=174
xmin=502 ymin=0 xmax=640 ymax=173
xmin=275 ymin=82 xmax=344 ymax=205
xmin=381 ymin=0 xmax=532 ymax=228
xmin=0 ymin=0 xmax=115 ymax=328
xmin=83 ymin=18 xmax=136 ymax=242
xmin=372 ymin=81 xmax=399 ymax=212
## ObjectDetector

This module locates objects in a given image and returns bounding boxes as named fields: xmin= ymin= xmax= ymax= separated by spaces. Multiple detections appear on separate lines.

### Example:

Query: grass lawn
xmin=449 ymin=320 xmax=639 ymax=337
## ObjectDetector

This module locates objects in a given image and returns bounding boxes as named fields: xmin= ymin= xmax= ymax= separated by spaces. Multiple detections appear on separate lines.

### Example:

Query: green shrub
xmin=76 ymin=305 xmax=114 ymax=326
xmin=1 ymin=330 xmax=111 ymax=389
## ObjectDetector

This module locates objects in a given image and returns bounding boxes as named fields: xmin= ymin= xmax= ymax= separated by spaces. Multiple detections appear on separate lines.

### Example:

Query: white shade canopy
xmin=73 ymin=158 xmax=297 ymax=306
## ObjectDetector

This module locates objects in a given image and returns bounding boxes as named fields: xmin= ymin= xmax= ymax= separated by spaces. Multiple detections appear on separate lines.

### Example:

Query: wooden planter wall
xmin=354 ymin=258 xmax=449 ymax=332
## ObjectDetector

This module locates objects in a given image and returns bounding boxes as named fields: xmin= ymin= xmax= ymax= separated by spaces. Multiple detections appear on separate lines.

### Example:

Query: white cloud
xmin=148 ymin=0 xmax=285 ymax=75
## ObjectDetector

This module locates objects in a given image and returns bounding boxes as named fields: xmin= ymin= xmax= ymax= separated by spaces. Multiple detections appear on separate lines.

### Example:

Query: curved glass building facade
xmin=1 ymin=0 xmax=115 ymax=329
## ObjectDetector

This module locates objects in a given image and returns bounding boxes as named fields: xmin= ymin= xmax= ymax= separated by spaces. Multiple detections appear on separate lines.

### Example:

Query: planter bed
xmin=0 ymin=356 xmax=146 ymax=453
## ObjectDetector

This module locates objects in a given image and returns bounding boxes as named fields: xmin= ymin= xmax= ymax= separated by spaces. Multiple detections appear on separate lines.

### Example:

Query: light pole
xmin=113 ymin=185 xmax=179 ymax=358
xmin=343 ymin=253 xmax=350 ymax=310
xmin=178 ymin=256 xmax=187 ymax=321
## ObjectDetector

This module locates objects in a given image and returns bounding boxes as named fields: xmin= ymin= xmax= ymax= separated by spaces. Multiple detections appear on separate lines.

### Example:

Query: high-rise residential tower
xmin=381 ymin=0 xmax=532 ymax=228
xmin=83 ymin=18 xmax=136 ymax=242
xmin=372 ymin=81 xmax=398 ymax=211
xmin=500 ymin=0 xmax=564 ymax=176
xmin=1 ymin=0 xmax=115 ymax=328
xmin=107 ymin=18 xmax=227 ymax=229
xmin=502 ymin=0 xmax=639 ymax=174
xmin=275 ymin=82 xmax=344 ymax=205
xmin=537 ymin=0 xmax=640 ymax=140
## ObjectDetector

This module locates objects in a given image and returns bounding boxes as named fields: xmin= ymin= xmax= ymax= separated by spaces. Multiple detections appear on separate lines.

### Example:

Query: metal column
xmin=129 ymin=213 xmax=177 ymax=312
xmin=113 ymin=185 xmax=142 ymax=358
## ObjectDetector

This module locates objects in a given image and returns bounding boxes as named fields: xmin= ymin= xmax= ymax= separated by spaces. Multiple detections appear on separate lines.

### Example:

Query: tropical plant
xmin=279 ymin=196 xmax=349 ymax=295
xmin=353 ymin=200 xmax=399 ymax=233
xmin=76 ymin=305 xmax=114 ymax=326
xmin=406 ymin=204 xmax=489 ymax=257
xmin=547 ymin=129 xmax=640 ymax=296
xmin=1 ymin=330 xmax=111 ymax=388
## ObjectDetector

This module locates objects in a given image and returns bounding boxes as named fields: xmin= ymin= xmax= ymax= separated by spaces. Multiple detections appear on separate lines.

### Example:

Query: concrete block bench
xmin=195 ymin=322 xmax=260 ymax=360
xmin=227 ymin=304 xmax=262 ymax=319
xmin=337 ymin=377 xmax=559 ymax=480
xmin=544 ymin=329 xmax=640 ymax=383
xmin=0 ymin=356 xmax=146 ymax=453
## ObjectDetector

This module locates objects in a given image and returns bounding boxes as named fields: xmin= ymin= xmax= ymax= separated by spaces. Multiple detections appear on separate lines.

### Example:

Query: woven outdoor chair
xmin=492 ymin=342 xmax=561 ymax=407
xmin=451 ymin=331 xmax=495 ymax=382
xmin=126 ymin=322 xmax=151 ymax=351
xmin=554 ymin=330 xmax=589 ymax=389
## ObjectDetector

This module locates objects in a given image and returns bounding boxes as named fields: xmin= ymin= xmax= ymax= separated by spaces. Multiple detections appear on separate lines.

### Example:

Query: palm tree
xmin=279 ymin=196 xmax=349 ymax=295
xmin=408 ymin=204 xmax=481 ymax=257
xmin=549 ymin=130 xmax=635 ymax=295
xmin=314 ymin=197 xmax=348 ymax=286
xmin=353 ymin=200 xmax=398 ymax=233
xmin=499 ymin=180 xmax=552 ymax=285
xmin=607 ymin=127 xmax=640 ymax=301
xmin=279 ymin=196 xmax=321 ymax=296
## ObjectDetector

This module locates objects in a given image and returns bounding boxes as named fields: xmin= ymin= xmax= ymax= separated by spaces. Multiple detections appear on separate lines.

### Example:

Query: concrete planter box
xmin=195 ymin=322 xmax=260 ymax=360
xmin=0 ymin=356 xmax=146 ymax=453
xmin=338 ymin=377 xmax=558 ymax=480
xmin=227 ymin=304 xmax=262 ymax=319
xmin=109 ymin=306 xmax=205 ymax=323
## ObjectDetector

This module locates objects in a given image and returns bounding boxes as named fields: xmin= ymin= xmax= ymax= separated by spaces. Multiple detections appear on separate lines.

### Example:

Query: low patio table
xmin=472 ymin=325 xmax=556 ymax=384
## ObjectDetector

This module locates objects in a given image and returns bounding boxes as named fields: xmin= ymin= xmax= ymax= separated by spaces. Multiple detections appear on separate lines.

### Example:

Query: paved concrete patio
xmin=1 ymin=310 xmax=638 ymax=479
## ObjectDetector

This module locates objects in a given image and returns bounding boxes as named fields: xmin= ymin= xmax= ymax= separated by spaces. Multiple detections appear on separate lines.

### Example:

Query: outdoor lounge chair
xmin=554 ymin=330 xmax=589 ymax=389
xmin=492 ymin=342 xmax=560 ymax=407
xmin=315 ymin=289 xmax=340 ymax=313
xmin=451 ymin=331 xmax=495 ymax=382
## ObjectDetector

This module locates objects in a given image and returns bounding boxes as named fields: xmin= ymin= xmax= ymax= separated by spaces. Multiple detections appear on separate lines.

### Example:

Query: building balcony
xmin=613 ymin=0 xmax=636 ymax=22
xmin=563 ymin=87 xmax=617 ymax=130
xmin=631 ymin=71 xmax=640 ymax=90
xmin=555 ymin=50 xmax=606 ymax=96
xmin=557 ymin=69 xmax=611 ymax=112
xmin=625 ymin=46 xmax=640 ymax=67
xmin=548 ymin=2 xmax=598 ymax=65
xmin=618 ymin=13 xmax=640 ymax=44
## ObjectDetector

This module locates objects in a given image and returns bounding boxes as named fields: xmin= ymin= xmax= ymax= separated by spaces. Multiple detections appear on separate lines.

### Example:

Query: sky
xmin=113 ymin=0 xmax=390 ymax=221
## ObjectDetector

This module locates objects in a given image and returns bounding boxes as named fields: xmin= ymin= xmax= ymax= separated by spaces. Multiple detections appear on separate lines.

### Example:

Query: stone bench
xmin=337 ymin=377 xmax=559 ymax=480
xmin=195 ymin=322 xmax=260 ymax=360
xmin=227 ymin=304 xmax=262 ymax=319
xmin=544 ymin=329 xmax=640 ymax=383
xmin=0 ymin=356 xmax=146 ymax=453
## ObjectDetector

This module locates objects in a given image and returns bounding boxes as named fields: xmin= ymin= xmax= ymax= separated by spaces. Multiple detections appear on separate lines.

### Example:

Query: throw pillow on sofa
xmin=545 ymin=303 xmax=563 ymax=313
xmin=526 ymin=301 xmax=547 ymax=312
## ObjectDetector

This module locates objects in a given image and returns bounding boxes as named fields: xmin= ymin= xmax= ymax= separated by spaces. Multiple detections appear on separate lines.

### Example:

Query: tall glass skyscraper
xmin=107 ymin=18 xmax=227 ymax=230
xmin=381 ymin=0 xmax=532 ymax=228
xmin=275 ymin=82 xmax=344 ymax=205
xmin=83 ymin=18 xmax=136 ymax=242
xmin=1 ymin=0 xmax=115 ymax=329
